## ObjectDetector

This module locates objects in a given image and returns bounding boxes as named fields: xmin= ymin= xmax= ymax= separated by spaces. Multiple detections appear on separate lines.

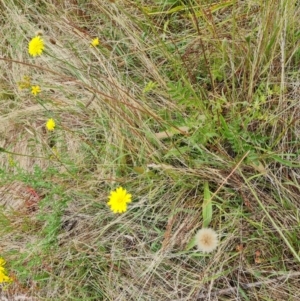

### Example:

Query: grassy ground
xmin=0 ymin=0 xmax=300 ymax=300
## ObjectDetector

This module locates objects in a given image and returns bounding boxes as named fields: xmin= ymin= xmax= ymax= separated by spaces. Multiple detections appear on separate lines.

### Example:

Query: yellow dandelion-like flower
xmin=90 ymin=37 xmax=100 ymax=47
xmin=28 ymin=36 xmax=44 ymax=57
xmin=107 ymin=187 xmax=132 ymax=213
xmin=46 ymin=118 xmax=55 ymax=131
xmin=0 ymin=258 xmax=12 ymax=283
xmin=0 ymin=271 xmax=12 ymax=283
xmin=31 ymin=85 xmax=41 ymax=96
xmin=195 ymin=228 xmax=218 ymax=253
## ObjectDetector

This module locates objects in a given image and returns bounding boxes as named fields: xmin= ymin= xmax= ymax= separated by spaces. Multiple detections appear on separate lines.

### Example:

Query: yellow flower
xmin=28 ymin=36 xmax=44 ymax=56
xmin=0 ymin=258 xmax=12 ymax=283
xmin=46 ymin=118 xmax=55 ymax=131
xmin=90 ymin=37 xmax=100 ymax=47
xmin=31 ymin=85 xmax=41 ymax=96
xmin=107 ymin=187 xmax=132 ymax=213
xmin=0 ymin=271 xmax=12 ymax=283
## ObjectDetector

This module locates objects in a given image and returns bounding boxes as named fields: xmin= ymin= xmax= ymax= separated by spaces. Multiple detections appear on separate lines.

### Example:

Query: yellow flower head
xmin=107 ymin=187 xmax=132 ymax=213
xmin=90 ymin=37 xmax=100 ymax=47
xmin=46 ymin=118 xmax=55 ymax=131
xmin=31 ymin=85 xmax=41 ymax=96
xmin=0 ymin=257 xmax=12 ymax=283
xmin=0 ymin=271 xmax=12 ymax=283
xmin=28 ymin=36 xmax=44 ymax=57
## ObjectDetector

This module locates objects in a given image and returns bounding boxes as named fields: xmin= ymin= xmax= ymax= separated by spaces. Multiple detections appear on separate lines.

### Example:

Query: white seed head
xmin=195 ymin=228 xmax=218 ymax=253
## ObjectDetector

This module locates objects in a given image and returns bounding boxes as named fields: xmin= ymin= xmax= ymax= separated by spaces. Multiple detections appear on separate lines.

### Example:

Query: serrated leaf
xmin=203 ymin=181 xmax=212 ymax=227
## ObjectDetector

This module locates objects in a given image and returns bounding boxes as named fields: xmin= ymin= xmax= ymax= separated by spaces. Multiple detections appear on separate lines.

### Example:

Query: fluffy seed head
xmin=195 ymin=228 xmax=218 ymax=253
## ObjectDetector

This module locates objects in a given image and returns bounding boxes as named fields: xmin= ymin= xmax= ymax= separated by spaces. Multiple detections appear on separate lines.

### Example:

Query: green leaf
xmin=185 ymin=236 xmax=196 ymax=251
xmin=272 ymin=155 xmax=300 ymax=168
xmin=203 ymin=181 xmax=212 ymax=227
xmin=133 ymin=166 xmax=146 ymax=174
xmin=142 ymin=81 xmax=157 ymax=94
